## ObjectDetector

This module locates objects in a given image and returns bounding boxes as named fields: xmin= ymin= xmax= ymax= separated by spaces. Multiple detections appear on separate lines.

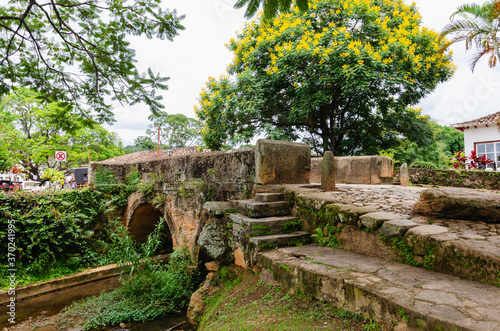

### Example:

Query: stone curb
xmin=0 ymin=254 xmax=169 ymax=304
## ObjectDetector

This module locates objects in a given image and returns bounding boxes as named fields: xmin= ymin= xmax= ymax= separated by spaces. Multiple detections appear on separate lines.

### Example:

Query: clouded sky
xmin=105 ymin=0 xmax=500 ymax=145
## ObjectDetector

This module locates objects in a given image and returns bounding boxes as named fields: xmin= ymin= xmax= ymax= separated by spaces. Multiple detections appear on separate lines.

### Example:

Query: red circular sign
xmin=55 ymin=151 xmax=66 ymax=161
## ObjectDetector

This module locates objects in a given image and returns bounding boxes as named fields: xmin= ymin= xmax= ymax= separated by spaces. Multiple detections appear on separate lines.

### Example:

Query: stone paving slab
xmin=257 ymin=244 xmax=500 ymax=331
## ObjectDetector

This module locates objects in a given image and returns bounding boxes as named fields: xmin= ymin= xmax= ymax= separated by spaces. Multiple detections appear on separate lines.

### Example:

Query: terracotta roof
xmin=99 ymin=146 xmax=199 ymax=165
xmin=451 ymin=111 xmax=500 ymax=129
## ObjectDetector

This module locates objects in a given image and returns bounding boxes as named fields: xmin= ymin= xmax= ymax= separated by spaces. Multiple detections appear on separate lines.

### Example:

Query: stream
xmin=0 ymin=276 xmax=193 ymax=330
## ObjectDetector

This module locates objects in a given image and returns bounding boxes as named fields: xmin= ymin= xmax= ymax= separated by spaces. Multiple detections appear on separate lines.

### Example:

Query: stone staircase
xmin=230 ymin=193 xmax=309 ymax=257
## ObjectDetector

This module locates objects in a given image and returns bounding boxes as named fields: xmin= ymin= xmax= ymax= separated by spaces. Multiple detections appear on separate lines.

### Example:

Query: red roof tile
xmin=451 ymin=111 xmax=500 ymax=129
xmin=99 ymin=146 xmax=199 ymax=165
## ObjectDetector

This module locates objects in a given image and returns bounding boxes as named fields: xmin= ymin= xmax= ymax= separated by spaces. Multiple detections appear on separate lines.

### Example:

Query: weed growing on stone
xmin=283 ymin=219 xmax=303 ymax=233
xmin=312 ymin=223 xmax=343 ymax=248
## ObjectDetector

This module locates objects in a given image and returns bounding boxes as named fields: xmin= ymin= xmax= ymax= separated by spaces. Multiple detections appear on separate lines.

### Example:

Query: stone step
xmin=230 ymin=214 xmax=301 ymax=235
xmin=257 ymin=245 xmax=500 ymax=331
xmin=249 ymin=231 xmax=309 ymax=248
xmin=255 ymin=192 xmax=285 ymax=203
xmin=231 ymin=199 xmax=291 ymax=218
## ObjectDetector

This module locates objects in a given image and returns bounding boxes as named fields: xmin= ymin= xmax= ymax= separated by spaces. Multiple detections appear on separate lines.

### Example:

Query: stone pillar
xmin=321 ymin=151 xmax=336 ymax=191
xmin=400 ymin=163 xmax=409 ymax=187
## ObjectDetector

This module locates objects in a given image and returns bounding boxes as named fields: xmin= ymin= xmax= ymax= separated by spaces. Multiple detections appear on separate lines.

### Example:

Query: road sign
xmin=55 ymin=151 xmax=67 ymax=162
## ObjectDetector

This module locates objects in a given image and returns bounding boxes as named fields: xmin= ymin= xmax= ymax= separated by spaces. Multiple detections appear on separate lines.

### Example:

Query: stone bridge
xmin=89 ymin=140 xmax=393 ymax=257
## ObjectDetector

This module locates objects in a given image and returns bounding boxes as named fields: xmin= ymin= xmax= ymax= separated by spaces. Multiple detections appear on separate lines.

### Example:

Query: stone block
xmin=255 ymin=193 xmax=285 ymax=202
xmin=360 ymin=212 xmax=407 ymax=230
xmin=197 ymin=220 xmax=229 ymax=261
xmin=255 ymin=139 xmax=311 ymax=185
xmin=312 ymin=156 xmax=393 ymax=185
xmin=232 ymin=199 xmax=291 ymax=218
xmin=203 ymin=201 xmax=236 ymax=218
xmin=380 ymin=220 xmax=420 ymax=238
xmin=205 ymin=261 xmax=221 ymax=272
xmin=321 ymin=151 xmax=336 ymax=191
xmin=413 ymin=188 xmax=500 ymax=223
xmin=230 ymin=214 xmax=299 ymax=234
xmin=404 ymin=225 xmax=449 ymax=255
xmin=400 ymin=163 xmax=409 ymax=187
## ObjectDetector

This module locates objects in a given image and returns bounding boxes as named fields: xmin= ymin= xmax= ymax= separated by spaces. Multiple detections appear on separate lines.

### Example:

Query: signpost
xmin=55 ymin=151 xmax=67 ymax=162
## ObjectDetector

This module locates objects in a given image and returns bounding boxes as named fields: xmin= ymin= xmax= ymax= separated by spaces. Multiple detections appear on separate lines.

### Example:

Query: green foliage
xmin=311 ymin=224 xmax=343 ymax=248
xmin=196 ymin=0 xmax=455 ymax=154
xmin=0 ymin=167 xmax=140 ymax=288
xmin=381 ymin=120 xmax=464 ymax=169
xmin=283 ymin=219 xmax=303 ymax=233
xmin=93 ymin=165 xmax=137 ymax=207
xmin=41 ymin=168 xmax=65 ymax=186
xmin=0 ymin=1 xmax=185 ymax=122
xmin=58 ymin=249 xmax=200 ymax=330
xmin=0 ymin=189 xmax=109 ymax=287
xmin=143 ymin=112 xmax=203 ymax=149
xmin=137 ymin=172 xmax=165 ymax=198
xmin=234 ymin=0 xmax=309 ymax=19
xmin=398 ymin=308 xmax=409 ymax=323
xmin=0 ymin=144 xmax=13 ymax=172
xmin=0 ymin=88 xmax=125 ymax=179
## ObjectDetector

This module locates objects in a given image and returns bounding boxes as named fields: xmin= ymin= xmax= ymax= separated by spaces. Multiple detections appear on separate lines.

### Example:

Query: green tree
xmin=0 ymin=0 xmax=185 ymax=123
xmin=441 ymin=0 xmax=500 ymax=71
xmin=380 ymin=118 xmax=464 ymax=169
xmin=235 ymin=0 xmax=309 ymax=18
xmin=132 ymin=136 xmax=157 ymax=151
xmin=0 ymin=144 xmax=12 ymax=172
xmin=0 ymin=88 xmax=124 ymax=178
xmin=143 ymin=112 xmax=202 ymax=149
xmin=196 ymin=0 xmax=455 ymax=154
xmin=41 ymin=168 xmax=65 ymax=187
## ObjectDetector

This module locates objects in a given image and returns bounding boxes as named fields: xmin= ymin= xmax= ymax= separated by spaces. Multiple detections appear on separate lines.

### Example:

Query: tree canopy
xmin=129 ymin=112 xmax=202 ymax=152
xmin=440 ymin=0 xmax=500 ymax=72
xmin=380 ymin=116 xmax=464 ymax=169
xmin=0 ymin=88 xmax=124 ymax=179
xmin=0 ymin=0 xmax=185 ymax=123
xmin=235 ymin=0 xmax=309 ymax=18
xmin=196 ymin=0 xmax=456 ymax=155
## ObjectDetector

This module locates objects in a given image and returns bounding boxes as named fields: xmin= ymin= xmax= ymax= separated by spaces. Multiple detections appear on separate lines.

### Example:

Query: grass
xmin=198 ymin=266 xmax=391 ymax=331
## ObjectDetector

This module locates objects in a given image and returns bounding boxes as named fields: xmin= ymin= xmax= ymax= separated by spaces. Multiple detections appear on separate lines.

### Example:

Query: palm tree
xmin=441 ymin=0 xmax=500 ymax=72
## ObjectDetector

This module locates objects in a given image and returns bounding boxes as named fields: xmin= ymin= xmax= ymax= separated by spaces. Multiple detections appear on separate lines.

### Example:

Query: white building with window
xmin=451 ymin=112 xmax=500 ymax=170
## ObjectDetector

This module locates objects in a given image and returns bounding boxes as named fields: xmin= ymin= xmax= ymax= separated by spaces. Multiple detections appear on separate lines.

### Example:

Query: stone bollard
xmin=321 ymin=151 xmax=336 ymax=191
xmin=400 ymin=163 xmax=409 ymax=187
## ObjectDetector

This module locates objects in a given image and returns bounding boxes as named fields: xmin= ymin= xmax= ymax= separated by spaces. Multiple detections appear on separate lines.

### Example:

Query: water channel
xmin=0 ymin=276 xmax=194 ymax=330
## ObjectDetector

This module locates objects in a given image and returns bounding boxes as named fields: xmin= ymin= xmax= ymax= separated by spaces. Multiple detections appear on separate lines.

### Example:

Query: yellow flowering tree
xmin=196 ymin=0 xmax=455 ymax=153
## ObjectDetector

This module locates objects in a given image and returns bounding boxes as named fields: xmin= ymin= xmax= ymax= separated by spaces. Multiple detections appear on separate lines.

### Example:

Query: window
xmin=475 ymin=141 xmax=500 ymax=170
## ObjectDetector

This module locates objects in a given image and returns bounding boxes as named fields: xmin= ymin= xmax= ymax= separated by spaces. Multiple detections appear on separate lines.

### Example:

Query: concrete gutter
xmin=0 ymin=254 xmax=170 ymax=304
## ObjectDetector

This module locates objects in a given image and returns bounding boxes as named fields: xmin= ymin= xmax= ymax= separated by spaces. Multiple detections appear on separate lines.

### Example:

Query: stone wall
xmin=311 ymin=156 xmax=393 ymax=185
xmin=90 ymin=149 xmax=255 ymax=255
xmin=90 ymin=148 xmax=255 ymax=197
xmin=393 ymin=168 xmax=500 ymax=190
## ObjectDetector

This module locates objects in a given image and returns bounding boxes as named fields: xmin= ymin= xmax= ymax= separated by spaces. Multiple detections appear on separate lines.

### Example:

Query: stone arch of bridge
xmin=125 ymin=194 xmax=173 ymax=250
